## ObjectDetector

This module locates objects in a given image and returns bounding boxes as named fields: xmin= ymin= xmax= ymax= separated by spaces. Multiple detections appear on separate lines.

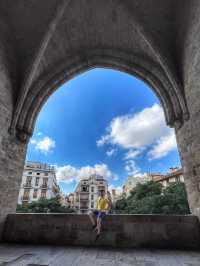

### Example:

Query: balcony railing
xmin=41 ymin=184 xmax=48 ymax=189
xmin=22 ymin=196 xmax=29 ymax=201
xmin=23 ymin=183 xmax=32 ymax=188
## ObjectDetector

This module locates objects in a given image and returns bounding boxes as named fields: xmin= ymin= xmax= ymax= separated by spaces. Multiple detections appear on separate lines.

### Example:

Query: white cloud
xmin=97 ymin=104 xmax=177 ymax=160
xmin=106 ymin=148 xmax=117 ymax=157
xmin=148 ymin=130 xmax=177 ymax=160
xmin=124 ymin=160 xmax=142 ymax=176
xmin=56 ymin=163 xmax=118 ymax=184
xmin=56 ymin=165 xmax=77 ymax=183
xmin=124 ymin=149 xmax=143 ymax=160
xmin=77 ymin=164 xmax=113 ymax=180
xmin=96 ymin=135 xmax=110 ymax=147
xmin=30 ymin=139 xmax=37 ymax=145
xmin=97 ymin=104 xmax=169 ymax=149
xmin=30 ymin=136 xmax=56 ymax=154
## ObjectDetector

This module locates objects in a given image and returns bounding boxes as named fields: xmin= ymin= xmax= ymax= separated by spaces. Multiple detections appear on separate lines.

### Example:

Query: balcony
xmin=23 ymin=183 xmax=32 ymax=188
xmin=21 ymin=196 xmax=29 ymax=201
xmin=41 ymin=184 xmax=48 ymax=189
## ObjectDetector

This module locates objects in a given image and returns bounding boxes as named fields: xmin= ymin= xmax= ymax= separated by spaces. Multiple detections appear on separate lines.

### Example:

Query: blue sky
xmin=27 ymin=68 xmax=181 ymax=194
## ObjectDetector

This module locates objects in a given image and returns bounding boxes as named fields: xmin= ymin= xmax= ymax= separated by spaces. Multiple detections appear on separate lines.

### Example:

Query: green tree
xmin=16 ymin=196 xmax=75 ymax=213
xmin=115 ymin=181 xmax=190 ymax=215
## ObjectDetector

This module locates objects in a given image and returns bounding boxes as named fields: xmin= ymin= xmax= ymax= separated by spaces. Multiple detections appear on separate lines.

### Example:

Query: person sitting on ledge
xmin=88 ymin=190 xmax=111 ymax=240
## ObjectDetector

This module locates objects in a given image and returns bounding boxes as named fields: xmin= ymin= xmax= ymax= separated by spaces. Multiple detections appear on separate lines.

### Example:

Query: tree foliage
xmin=115 ymin=181 xmax=190 ymax=215
xmin=16 ymin=196 xmax=75 ymax=213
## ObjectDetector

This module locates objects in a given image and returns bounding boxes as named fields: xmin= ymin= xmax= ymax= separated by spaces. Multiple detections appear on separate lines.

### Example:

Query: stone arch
xmin=9 ymin=0 xmax=189 ymax=141
xmin=15 ymin=49 xmax=187 ymax=142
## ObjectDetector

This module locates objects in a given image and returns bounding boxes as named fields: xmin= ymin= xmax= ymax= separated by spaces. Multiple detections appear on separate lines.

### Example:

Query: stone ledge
xmin=3 ymin=214 xmax=200 ymax=249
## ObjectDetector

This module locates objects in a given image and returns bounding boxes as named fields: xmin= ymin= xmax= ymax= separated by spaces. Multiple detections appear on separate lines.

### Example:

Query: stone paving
xmin=0 ymin=244 xmax=199 ymax=266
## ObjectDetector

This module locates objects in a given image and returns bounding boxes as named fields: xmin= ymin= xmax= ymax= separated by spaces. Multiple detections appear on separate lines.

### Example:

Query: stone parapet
xmin=3 ymin=214 xmax=200 ymax=249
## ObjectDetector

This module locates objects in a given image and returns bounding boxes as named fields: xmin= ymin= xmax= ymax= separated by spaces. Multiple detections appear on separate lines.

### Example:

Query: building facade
xmin=18 ymin=161 xmax=60 ymax=206
xmin=67 ymin=193 xmax=75 ymax=209
xmin=74 ymin=174 xmax=108 ymax=213
xmin=150 ymin=167 xmax=184 ymax=188
xmin=123 ymin=175 xmax=151 ymax=197
xmin=109 ymin=189 xmax=123 ymax=207
xmin=123 ymin=168 xmax=184 ymax=198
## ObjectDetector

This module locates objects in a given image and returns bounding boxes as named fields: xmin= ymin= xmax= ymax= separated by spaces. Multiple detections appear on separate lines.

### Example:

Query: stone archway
xmin=0 ymin=0 xmax=200 ymax=241
xmin=15 ymin=49 xmax=188 ymax=141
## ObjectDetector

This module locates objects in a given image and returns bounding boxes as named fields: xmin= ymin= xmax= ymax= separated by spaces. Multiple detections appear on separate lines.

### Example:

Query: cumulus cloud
xmin=30 ymin=136 xmax=56 ymax=154
xmin=148 ymin=130 xmax=177 ymax=160
xmin=56 ymin=163 xmax=118 ymax=184
xmin=56 ymin=165 xmax=77 ymax=184
xmin=97 ymin=104 xmax=177 ymax=160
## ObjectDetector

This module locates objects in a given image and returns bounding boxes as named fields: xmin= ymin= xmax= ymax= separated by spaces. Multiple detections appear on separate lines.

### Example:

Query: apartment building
xmin=123 ymin=175 xmax=151 ymax=197
xmin=150 ymin=167 xmax=184 ymax=188
xmin=18 ymin=161 xmax=60 ymax=206
xmin=74 ymin=174 xmax=108 ymax=213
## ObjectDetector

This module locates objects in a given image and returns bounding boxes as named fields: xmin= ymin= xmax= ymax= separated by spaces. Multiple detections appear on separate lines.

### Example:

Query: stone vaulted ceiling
xmin=0 ymin=0 xmax=198 ymax=142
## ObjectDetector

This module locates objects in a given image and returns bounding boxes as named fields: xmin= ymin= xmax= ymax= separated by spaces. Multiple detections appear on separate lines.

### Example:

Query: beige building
xmin=109 ymin=189 xmax=123 ymax=206
xmin=123 ymin=175 xmax=151 ymax=197
xmin=150 ymin=167 xmax=184 ymax=188
xmin=74 ymin=174 xmax=108 ymax=213
xmin=18 ymin=161 xmax=60 ymax=206
xmin=67 ymin=193 xmax=75 ymax=209
xmin=123 ymin=168 xmax=184 ymax=198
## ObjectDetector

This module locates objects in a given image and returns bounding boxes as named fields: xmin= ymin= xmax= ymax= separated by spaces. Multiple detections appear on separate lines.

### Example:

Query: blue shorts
xmin=93 ymin=210 xmax=106 ymax=219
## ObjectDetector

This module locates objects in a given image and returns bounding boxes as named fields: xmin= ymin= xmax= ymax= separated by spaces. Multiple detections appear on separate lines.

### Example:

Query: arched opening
xmin=16 ymin=67 xmax=189 ymax=216
xmin=14 ymin=50 xmax=188 ymax=142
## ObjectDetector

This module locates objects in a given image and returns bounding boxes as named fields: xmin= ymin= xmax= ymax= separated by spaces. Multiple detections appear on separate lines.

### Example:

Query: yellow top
xmin=96 ymin=197 xmax=110 ymax=211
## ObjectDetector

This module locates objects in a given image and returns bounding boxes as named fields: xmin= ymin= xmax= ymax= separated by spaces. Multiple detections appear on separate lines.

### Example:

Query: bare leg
xmin=88 ymin=211 xmax=96 ymax=227
xmin=96 ymin=217 xmax=102 ymax=235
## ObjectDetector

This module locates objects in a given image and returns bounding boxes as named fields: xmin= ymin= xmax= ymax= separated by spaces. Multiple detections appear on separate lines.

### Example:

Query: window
xmin=91 ymin=202 xmax=94 ymax=208
xmin=91 ymin=186 xmax=94 ymax=192
xmin=43 ymin=177 xmax=48 ymax=187
xmin=44 ymin=172 xmax=48 ymax=176
xmin=91 ymin=194 xmax=94 ymax=200
xmin=98 ymin=186 xmax=105 ymax=191
xmin=28 ymin=172 xmax=32 ymax=175
xmin=41 ymin=190 xmax=47 ymax=199
xmin=23 ymin=189 xmax=30 ymax=200
xmin=35 ymin=177 xmax=40 ymax=186
xmin=37 ymin=172 xmax=40 ymax=175
xmin=33 ymin=189 xmax=38 ymax=199
xmin=82 ymin=186 xmax=88 ymax=192
xmin=25 ymin=176 xmax=32 ymax=187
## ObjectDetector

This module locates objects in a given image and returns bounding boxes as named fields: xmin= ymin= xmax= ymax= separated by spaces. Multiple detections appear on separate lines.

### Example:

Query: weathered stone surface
xmin=0 ymin=0 xmax=200 ymax=244
xmin=3 ymin=214 xmax=200 ymax=249
xmin=0 ymin=244 xmax=200 ymax=265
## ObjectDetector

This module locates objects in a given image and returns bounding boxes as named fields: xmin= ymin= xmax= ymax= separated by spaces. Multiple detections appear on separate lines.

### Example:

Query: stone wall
xmin=3 ymin=214 xmax=200 ymax=249
xmin=0 ymin=18 xmax=27 ymax=240
xmin=175 ymin=1 xmax=200 ymax=217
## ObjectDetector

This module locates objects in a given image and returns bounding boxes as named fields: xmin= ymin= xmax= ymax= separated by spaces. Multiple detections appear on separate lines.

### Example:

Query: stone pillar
xmin=0 ymin=21 xmax=27 ymax=239
xmin=0 ymin=83 xmax=27 ymax=240
xmin=174 ymin=0 xmax=200 ymax=217
xmin=176 ymin=119 xmax=200 ymax=216
xmin=0 ymin=134 xmax=27 ymax=240
xmin=176 ymin=37 xmax=200 ymax=216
